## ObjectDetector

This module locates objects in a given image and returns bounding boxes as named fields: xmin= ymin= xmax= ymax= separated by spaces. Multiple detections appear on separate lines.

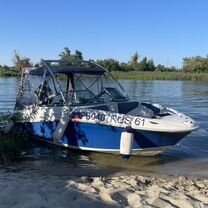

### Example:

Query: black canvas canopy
xmin=29 ymin=66 xmax=105 ymax=76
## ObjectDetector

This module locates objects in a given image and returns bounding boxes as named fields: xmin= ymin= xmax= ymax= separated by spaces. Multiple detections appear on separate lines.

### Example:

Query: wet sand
xmin=0 ymin=157 xmax=207 ymax=208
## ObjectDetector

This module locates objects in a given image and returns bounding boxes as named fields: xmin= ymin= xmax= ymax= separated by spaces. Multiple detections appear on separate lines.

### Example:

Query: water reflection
xmin=0 ymin=77 xmax=19 ymax=112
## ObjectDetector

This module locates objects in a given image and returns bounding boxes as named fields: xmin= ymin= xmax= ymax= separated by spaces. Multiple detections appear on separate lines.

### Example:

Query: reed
xmin=1 ymin=68 xmax=208 ymax=81
xmin=112 ymin=71 xmax=208 ymax=81
xmin=0 ymin=70 xmax=19 ymax=77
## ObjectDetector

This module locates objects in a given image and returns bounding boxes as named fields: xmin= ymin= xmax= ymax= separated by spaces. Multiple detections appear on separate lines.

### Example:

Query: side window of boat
xmin=24 ymin=79 xmax=31 ymax=91
xmin=21 ymin=75 xmax=40 ymax=106
xmin=35 ymin=78 xmax=58 ymax=106
xmin=55 ymin=73 xmax=68 ymax=95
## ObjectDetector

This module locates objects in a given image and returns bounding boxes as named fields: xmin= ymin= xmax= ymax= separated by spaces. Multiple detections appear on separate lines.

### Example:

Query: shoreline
xmin=112 ymin=71 xmax=208 ymax=81
xmin=0 ymin=158 xmax=207 ymax=208
xmin=1 ymin=71 xmax=208 ymax=81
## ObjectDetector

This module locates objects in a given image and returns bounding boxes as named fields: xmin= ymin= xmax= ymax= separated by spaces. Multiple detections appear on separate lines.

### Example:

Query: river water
xmin=0 ymin=77 xmax=207 ymax=177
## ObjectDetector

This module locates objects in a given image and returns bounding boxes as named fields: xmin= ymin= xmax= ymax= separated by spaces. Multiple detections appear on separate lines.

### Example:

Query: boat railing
xmin=40 ymin=59 xmax=129 ymax=99
xmin=41 ymin=59 xmax=67 ymax=105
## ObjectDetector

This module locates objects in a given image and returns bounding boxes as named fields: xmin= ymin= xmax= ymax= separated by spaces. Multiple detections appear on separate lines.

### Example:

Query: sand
xmin=0 ymin=158 xmax=207 ymax=208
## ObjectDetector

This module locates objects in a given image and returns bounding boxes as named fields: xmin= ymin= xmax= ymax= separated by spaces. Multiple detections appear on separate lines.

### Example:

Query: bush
xmin=0 ymin=131 xmax=27 ymax=165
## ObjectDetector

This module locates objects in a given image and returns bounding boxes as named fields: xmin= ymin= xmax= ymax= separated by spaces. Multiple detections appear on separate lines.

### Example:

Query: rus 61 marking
xmin=80 ymin=111 xmax=145 ymax=127
xmin=134 ymin=117 xmax=145 ymax=126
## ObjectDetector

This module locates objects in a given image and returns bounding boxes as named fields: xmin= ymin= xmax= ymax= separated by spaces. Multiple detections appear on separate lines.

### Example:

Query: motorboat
xmin=9 ymin=59 xmax=198 ymax=157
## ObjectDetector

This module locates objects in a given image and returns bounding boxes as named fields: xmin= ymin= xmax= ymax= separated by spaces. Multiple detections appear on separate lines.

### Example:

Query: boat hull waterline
xmin=15 ymin=106 xmax=197 ymax=156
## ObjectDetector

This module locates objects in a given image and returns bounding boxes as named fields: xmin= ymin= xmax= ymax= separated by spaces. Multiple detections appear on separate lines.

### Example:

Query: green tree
xmin=3 ymin=65 xmax=9 ymax=70
xmin=133 ymin=57 xmax=155 ymax=71
xmin=130 ymin=52 xmax=139 ymax=65
xmin=183 ymin=56 xmax=208 ymax=72
xmin=73 ymin=50 xmax=83 ymax=61
xmin=13 ymin=51 xmax=32 ymax=72
xmin=155 ymin=64 xmax=166 ymax=72
xmin=138 ymin=57 xmax=148 ymax=71
xmin=96 ymin=59 xmax=121 ymax=71
xmin=59 ymin=48 xmax=84 ymax=65
xmin=59 ymin=47 xmax=71 ymax=61
xmin=120 ymin=62 xmax=133 ymax=71
xmin=168 ymin=66 xmax=177 ymax=72
xmin=146 ymin=59 xmax=156 ymax=71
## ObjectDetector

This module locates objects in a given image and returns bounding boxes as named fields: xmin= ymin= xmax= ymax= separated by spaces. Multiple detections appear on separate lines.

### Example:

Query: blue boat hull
xmin=17 ymin=121 xmax=189 ymax=155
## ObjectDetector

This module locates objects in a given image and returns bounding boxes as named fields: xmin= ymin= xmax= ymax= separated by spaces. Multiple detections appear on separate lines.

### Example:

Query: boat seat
xmin=118 ymin=101 xmax=139 ymax=114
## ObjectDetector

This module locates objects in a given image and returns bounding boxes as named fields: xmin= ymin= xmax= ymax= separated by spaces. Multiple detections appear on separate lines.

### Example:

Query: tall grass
xmin=112 ymin=71 xmax=208 ymax=81
xmin=1 ymin=68 xmax=208 ymax=80
xmin=0 ymin=70 xmax=19 ymax=77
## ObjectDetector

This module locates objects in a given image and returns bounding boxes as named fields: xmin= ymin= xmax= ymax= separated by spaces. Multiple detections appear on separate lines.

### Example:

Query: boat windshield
xmin=100 ymin=87 xmax=128 ymax=101
xmin=68 ymin=90 xmax=100 ymax=105
xmin=56 ymin=72 xmax=128 ymax=105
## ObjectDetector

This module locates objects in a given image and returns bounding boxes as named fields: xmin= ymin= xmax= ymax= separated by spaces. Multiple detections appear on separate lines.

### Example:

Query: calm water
xmin=0 ymin=77 xmax=208 ymax=177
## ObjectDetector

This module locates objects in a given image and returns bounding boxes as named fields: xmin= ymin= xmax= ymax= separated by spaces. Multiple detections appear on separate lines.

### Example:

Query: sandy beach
xmin=0 ymin=157 xmax=207 ymax=208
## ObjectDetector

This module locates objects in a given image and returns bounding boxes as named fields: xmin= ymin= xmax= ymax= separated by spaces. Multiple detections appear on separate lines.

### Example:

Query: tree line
xmin=1 ymin=47 xmax=208 ymax=75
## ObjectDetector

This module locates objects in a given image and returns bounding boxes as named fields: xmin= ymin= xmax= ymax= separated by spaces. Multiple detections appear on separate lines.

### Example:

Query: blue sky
xmin=0 ymin=0 xmax=208 ymax=67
